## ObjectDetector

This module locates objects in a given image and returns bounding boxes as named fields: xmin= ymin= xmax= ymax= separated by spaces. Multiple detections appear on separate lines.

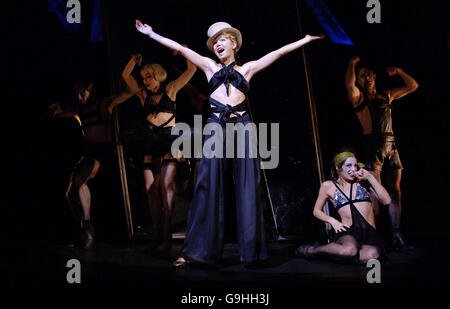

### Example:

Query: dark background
xmin=5 ymin=0 xmax=449 ymax=255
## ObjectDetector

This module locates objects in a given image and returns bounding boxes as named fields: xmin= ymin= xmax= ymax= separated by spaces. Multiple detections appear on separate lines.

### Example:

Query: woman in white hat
xmin=135 ymin=20 xmax=323 ymax=267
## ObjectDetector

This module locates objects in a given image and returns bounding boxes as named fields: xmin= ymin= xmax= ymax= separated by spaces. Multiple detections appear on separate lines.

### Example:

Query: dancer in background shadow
xmin=345 ymin=56 xmax=418 ymax=251
xmin=51 ymin=81 xmax=115 ymax=249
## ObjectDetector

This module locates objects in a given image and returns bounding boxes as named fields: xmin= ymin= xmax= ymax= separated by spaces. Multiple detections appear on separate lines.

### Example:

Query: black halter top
xmin=143 ymin=91 xmax=176 ymax=129
xmin=207 ymin=62 xmax=250 ymax=123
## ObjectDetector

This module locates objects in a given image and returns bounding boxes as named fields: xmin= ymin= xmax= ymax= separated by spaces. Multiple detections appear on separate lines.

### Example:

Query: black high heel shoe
xmin=153 ymin=223 xmax=172 ymax=256
xmin=392 ymin=231 xmax=414 ymax=252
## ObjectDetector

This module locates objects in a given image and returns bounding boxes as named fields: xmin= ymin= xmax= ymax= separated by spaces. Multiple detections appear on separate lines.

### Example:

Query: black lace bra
xmin=143 ymin=92 xmax=175 ymax=129
xmin=143 ymin=92 xmax=175 ymax=115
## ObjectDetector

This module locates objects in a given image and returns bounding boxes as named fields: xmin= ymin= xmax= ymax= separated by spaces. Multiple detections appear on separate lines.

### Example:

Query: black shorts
xmin=360 ymin=134 xmax=403 ymax=171
xmin=134 ymin=126 xmax=178 ymax=157
xmin=373 ymin=139 xmax=403 ymax=171
xmin=360 ymin=134 xmax=377 ymax=170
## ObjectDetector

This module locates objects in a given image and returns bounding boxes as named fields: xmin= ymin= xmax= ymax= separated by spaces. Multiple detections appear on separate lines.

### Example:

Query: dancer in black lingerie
xmin=295 ymin=151 xmax=391 ymax=263
xmin=135 ymin=20 xmax=323 ymax=267
xmin=110 ymin=53 xmax=197 ymax=253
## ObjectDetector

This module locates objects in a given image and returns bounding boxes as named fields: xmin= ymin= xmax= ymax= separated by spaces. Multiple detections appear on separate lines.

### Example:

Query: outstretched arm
xmin=48 ymin=103 xmax=78 ymax=119
xmin=242 ymin=34 xmax=324 ymax=80
xmin=386 ymin=67 xmax=419 ymax=101
xmin=135 ymin=20 xmax=216 ymax=75
xmin=345 ymin=56 xmax=362 ymax=106
xmin=107 ymin=89 xmax=134 ymax=115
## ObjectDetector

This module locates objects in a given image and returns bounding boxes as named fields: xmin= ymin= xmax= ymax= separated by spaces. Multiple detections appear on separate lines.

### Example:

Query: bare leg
xmin=78 ymin=160 xmax=100 ymax=220
xmin=159 ymin=160 xmax=177 ymax=250
xmin=387 ymin=169 xmax=402 ymax=231
xmin=359 ymin=245 xmax=380 ymax=264
xmin=305 ymin=235 xmax=359 ymax=262
xmin=144 ymin=168 xmax=160 ymax=226
xmin=387 ymin=169 xmax=412 ymax=250
xmin=143 ymin=155 xmax=163 ymax=242
xmin=143 ymin=169 xmax=155 ymax=193
xmin=78 ymin=184 xmax=91 ymax=220
xmin=78 ymin=160 xmax=100 ymax=250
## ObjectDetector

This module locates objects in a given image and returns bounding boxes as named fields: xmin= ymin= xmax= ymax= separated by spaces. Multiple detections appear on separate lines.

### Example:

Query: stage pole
xmin=246 ymin=97 xmax=281 ymax=240
xmin=295 ymin=0 xmax=331 ymax=235
xmin=101 ymin=1 xmax=134 ymax=239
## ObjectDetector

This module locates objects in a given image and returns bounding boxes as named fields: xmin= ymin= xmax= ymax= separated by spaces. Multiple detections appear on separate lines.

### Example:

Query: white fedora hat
xmin=206 ymin=22 xmax=242 ymax=52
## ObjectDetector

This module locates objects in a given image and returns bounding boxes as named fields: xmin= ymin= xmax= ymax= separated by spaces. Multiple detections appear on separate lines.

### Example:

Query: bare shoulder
xmin=321 ymin=181 xmax=335 ymax=195
xmin=205 ymin=58 xmax=221 ymax=72
xmin=239 ymin=62 xmax=251 ymax=72
xmin=205 ymin=60 xmax=223 ymax=80
xmin=350 ymin=91 xmax=364 ymax=107
xmin=322 ymin=180 xmax=334 ymax=188
xmin=237 ymin=62 xmax=253 ymax=80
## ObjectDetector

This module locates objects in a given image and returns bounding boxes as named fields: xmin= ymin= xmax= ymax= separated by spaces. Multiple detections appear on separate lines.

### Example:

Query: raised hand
xmin=135 ymin=20 xmax=153 ymax=36
xmin=386 ymin=67 xmax=400 ymax=76
xmin=131 ymin=53 xmax=142 ymax=66
xmin=355 ymin=168 xmax=371 ymax=181
xmin=305 ymin=34 xmax=325 ymax=42
xmin=349 ymin=56 xmax=360 ymax=66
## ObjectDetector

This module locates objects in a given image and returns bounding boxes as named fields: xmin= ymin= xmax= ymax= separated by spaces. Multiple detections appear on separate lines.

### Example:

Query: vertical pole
xmin=246 ymin=98 xmax=281 ymax=240
xmin=295 ymin=0 xmax=331 ymax=235
xmin=101 ymin=1 xmax=134 ymax=238
xmin=113 ymin=108 xmax=134 ymax=239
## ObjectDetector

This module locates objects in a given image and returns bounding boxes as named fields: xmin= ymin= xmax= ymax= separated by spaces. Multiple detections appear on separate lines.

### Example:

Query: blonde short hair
xmin=141 ymin=63 xmax=167 ymax=83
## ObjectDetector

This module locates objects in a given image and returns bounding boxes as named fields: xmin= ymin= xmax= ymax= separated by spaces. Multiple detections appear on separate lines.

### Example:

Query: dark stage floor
xmin=3 ymin=234 xmax=449 ymax=290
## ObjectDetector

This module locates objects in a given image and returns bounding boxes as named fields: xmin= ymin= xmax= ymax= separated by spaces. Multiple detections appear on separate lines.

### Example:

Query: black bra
xmin=143 ymin=92 xmax=175 ymax=115
xmin=143 ymin=92 xmax=175 ymax=129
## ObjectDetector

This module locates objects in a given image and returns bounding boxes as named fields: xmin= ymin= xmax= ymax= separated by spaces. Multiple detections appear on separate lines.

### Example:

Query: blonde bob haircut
xmin=141 ymin=63 xmax=167 ymax=83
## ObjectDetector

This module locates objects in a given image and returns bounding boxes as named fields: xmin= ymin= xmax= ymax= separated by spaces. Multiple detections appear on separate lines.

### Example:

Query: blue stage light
xmin=304 ymin=0 xmax=354 ymax=45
